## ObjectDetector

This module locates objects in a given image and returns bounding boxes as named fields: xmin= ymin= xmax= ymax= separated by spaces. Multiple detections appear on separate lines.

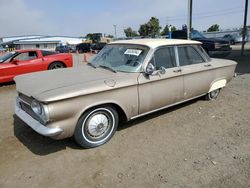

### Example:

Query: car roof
xmin=15 ymin=49 xmax=38 ymax=53
xmin=110 ymin=39 xmax=201 ymax=49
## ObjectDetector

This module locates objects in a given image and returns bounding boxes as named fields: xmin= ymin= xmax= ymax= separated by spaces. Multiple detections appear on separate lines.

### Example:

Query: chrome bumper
xmin=15 ymin=104 xmax=63 ymax=137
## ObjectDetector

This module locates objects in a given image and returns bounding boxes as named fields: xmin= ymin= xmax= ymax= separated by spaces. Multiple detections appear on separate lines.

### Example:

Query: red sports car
xmin=0 ymin=49 xmax=73 ymax=83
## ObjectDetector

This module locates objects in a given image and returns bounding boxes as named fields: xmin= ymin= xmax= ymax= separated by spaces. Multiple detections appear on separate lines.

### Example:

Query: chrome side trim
xmin=130 ymin=93 xmax=206 ymax=120
xmin=15 ymin=104 xmax=63 ymax=137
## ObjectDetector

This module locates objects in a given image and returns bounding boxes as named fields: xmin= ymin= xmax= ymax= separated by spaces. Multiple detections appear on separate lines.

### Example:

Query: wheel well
xmin=48 ymin=61 xmax=66 ymax=69
xmin=81 ymin=103 xmax=128 ymax=125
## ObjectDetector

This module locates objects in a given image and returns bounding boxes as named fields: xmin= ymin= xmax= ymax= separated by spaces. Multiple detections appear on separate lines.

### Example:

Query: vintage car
xmin=14 ymin=39 xmax=237 ymax=148
xmin=0 ymin=49 xmax=73 ymax=83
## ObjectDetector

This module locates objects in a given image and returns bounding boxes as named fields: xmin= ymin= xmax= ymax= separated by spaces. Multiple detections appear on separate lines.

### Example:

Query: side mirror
xmin=145 ymin=63 xmax=155 ymax=75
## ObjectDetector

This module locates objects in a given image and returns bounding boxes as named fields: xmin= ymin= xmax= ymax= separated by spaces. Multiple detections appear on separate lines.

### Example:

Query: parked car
xmin=172 ymin=30 xmax=232 ymax=57
xmin=0 ymin=45 xmax=6 ymax=52
xmin=14 ymin=39 xmax=237 ymax=148
xmin=76 ymin=43 xmax=91 ymax=53
xmin=222 ymin=34 xmax=244 ymax=44
xmin=0 ymin=49 xmax=73 ymax=83
xmin=55 ymin=45 xmax=72 ymax=53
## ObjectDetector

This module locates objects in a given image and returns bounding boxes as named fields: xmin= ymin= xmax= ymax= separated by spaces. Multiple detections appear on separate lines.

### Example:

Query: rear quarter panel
xmin=44 ymin=53 xmax=73 ymax=68
xmin=209 ymin=58 xmax=237 ymax=90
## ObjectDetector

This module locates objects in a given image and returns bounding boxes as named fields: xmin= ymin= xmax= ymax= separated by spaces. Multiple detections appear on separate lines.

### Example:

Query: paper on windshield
xmin=124 ymin=49 xmax=142 ymax=56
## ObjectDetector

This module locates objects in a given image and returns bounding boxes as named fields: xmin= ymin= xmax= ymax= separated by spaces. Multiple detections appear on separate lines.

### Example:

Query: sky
xmin=0 ymin=0 xmax=249 ymax=37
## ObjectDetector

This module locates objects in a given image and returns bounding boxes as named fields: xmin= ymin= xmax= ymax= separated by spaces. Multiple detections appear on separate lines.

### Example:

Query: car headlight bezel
xmin=31 ymin=100 xmax=49 ymax=124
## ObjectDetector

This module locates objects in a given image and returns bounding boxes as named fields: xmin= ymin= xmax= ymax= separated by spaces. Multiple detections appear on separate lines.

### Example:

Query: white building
xmin=0 ymin=35 xmax=85 ymax=50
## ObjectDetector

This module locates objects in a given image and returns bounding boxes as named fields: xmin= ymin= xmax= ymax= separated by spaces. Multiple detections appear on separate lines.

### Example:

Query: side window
xmin=178 ymin=46 xmax=205 ymax=66
xmin=153 ymin=47 xmax=176 ymax=70
xmin=13 ymin=52 xmax=37 ymax=61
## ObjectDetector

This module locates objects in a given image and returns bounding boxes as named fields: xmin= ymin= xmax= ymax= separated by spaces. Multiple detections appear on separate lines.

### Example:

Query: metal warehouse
xmin=0 ymin=35 xmax=85 ymax=51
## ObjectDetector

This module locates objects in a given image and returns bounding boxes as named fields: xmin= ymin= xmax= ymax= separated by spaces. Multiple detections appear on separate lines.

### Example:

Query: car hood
xmin=193 ymin=37 xmax=229 ymax=44
xmin=14 ymin=65 xmax=140 ymax=102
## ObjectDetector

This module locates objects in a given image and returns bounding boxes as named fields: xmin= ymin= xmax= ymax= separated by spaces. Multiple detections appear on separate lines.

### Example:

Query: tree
xmin=124 ymin=27 xmax=138 ymax=37
xmin=207 ymin=24 xmax=220 ymax=32
xmin=161 ymin=25 xmax=176 ymax=36
xmin=138 ymin=17 xmax=161 ymax=37
xmin=138 ymin=24 xmax=149 ymax=37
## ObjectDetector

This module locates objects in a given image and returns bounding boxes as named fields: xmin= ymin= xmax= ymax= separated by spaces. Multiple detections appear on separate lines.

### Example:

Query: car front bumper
xmin=15 ymin=103 xmax=63 ymax=137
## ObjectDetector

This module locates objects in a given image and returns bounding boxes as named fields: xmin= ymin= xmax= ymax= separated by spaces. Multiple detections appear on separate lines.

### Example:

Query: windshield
xmin=0 ymin=51 xmax=17 ymax=63
xmin=90 ymin=44 xmax=149 ymax=73
xmin=191 ymin=30 xmax=206 ymax=39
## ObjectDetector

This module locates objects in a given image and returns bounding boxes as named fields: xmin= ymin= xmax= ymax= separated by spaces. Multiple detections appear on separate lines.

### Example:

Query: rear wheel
xmin=74 ymin=106 xmax=118 ymax=148
xmin=205 ymin=88 xmax=220 ymax=100
xmin=48 ymin=62 xmax=65 ymax=70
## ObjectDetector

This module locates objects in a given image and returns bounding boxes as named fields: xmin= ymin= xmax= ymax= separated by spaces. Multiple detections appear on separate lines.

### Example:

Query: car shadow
xmin=225 ymin=49 xmax=250 ymax=75
xmin=118 ymin=99 xmax=198 ymax=131
xmin=13 ymin=115 xmax=81 ymax=155
xmin=13 ymin=98 xmax=199 ymax=155
xmin=0 ymin=81 xmax=15 ymax=87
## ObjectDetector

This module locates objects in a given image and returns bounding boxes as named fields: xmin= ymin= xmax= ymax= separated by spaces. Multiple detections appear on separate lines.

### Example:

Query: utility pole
xmin=187 ymin=0 xmax=193 ymax=40
xmin=241 ymin=0 xmax=248 ymax=56
xmin=113 ymin=25 xmax=117 ymax=39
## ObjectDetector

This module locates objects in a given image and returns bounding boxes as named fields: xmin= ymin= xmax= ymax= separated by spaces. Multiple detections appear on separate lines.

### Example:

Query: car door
xmin=4 ymin=51 xmax=44 ymax=80
xmin=138 ymin=46 xmax=184 ymax=114
xmin=177 ymin=45 xmax=214 ymax=100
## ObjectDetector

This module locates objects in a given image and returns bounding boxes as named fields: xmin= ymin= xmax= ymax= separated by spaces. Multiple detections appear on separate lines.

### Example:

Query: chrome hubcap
xmin=87 ymin=114 xmax=109 ymax=137
xmin=210 ymin=89 xmax=219 ymax=98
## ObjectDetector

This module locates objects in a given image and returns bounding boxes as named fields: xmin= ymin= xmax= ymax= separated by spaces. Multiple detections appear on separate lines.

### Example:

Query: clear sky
xmin=0 ymin=0 xmax=249 ymax=37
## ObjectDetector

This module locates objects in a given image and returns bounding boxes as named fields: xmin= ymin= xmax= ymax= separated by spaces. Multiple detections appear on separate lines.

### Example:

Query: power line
xmin=167 ymin=7 xmax=243 ymax=21
xmin=167 ymin=10 xmax=247 ymax=21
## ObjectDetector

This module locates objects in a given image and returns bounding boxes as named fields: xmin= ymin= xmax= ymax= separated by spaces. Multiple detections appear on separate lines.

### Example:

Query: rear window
xmin=42 ymin=50 xmax=57 ymax=56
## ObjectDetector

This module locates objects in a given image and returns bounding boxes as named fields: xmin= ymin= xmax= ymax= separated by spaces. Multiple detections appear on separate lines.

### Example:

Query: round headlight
xmin=31 ymin=100 xmax=42 ymax=115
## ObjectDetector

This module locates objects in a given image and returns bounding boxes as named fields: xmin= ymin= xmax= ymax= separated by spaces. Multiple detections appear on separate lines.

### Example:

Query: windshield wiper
xmin=98 ymin=65 xmax=117 ymax=73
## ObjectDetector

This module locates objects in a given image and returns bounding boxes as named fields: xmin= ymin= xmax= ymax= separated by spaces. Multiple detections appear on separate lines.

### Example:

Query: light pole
xmin=241 ymin=0 xmax=248 ymax=56
xmin=113 ymin=25 xmax=117 ymax=39
xmin=187 ymin=0 xmax=193 ymax=40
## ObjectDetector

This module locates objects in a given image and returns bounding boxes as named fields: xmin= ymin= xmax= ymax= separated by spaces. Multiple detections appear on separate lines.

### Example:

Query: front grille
xmin=18 ymin=94 xmax=41 ymax=122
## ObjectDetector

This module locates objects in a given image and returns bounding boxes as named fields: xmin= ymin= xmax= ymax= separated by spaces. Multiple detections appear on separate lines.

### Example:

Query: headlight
xmin=31 ymin=100 xmax=49 ymax=124
xmin=214 ymin=43 xmax=221 ymax=49
xmin=31 ymin=100 xmax=42 ymax=115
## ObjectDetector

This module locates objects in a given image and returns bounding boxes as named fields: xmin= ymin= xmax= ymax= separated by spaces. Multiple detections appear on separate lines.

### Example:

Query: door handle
xmin=173 ymin=69 xmax=182 ymax=73
xmin=204 ymin=64 xmax=212 ymax=67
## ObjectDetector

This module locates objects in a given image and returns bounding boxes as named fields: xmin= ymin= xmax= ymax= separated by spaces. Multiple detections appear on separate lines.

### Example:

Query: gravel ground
xmin=0 ymin=46 xmax=249 ymax=188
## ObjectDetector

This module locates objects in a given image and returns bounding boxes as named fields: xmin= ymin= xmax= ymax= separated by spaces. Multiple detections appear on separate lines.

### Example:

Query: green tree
xmin=138 ymin=17 xmax=161 ymax=37
xmin=207 ymin=24 xmax=220 ymax=32
xmin=124 ymin=27 xmax=138 ymax=37
xmin=138 ymin=24 xmax=149 ymax=37
xmin=161 ymin=25 xmax=177 ymax=36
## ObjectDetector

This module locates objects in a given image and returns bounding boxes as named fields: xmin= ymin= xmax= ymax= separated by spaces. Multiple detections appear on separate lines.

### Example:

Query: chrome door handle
xmin=204 ymin=64 xmax=212 ymax=67
xmin=173 ymin=69 xmax=182 ymax=73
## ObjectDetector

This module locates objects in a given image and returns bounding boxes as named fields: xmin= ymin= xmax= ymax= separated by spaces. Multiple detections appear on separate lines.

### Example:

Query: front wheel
xmin=205 ymin=88 xmax=221 ymax=100
xmin=74 ymin=106 xmax=118 ymax=148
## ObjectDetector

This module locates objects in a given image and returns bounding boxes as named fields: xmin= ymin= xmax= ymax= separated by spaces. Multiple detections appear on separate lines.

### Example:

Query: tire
xmin=74 ymin=106 xmax=119 ymax=148
xmin=48 ymin=62 xmax=65 ymax=70
xmin=205 ymin=88 xmax=220 ymax=100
